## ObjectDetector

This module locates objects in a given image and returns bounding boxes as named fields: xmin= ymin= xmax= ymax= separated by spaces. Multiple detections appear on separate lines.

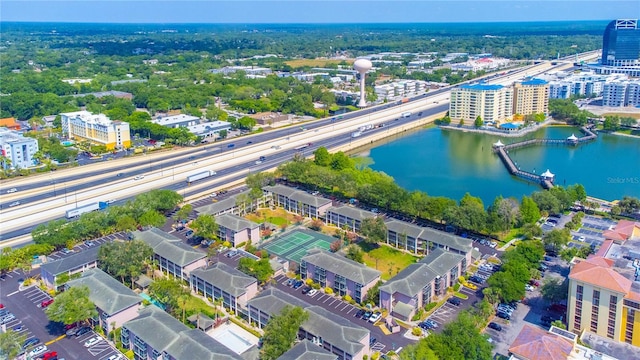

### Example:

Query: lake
xmin=363 ymin=126 xmax=640 ymax=206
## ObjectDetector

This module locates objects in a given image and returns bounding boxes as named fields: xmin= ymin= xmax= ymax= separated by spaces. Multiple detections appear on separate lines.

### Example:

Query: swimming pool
xmin=139 ymin=293 xmax=166 ymax=310
xmin=213 ymin=327 xmax=254 ymax=355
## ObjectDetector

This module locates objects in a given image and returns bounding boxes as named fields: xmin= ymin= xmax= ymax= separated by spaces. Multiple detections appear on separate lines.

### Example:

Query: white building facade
xmin=0 ymin=128 xmax=39 ymax=169
xmin=60 ymin=111 xmax=131 ymax=150
xmin=449 ymin=83 xmax=513 ymax=124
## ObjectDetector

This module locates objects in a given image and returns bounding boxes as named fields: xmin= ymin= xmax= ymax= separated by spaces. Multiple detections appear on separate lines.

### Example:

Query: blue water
xmin=365 ymin=126 xmax=640 ymax=206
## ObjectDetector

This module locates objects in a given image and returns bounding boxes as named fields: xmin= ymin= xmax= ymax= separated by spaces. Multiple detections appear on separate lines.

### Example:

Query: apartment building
xmin=247 ymin=288 xmax=370 ymax=360
xmin=263 ymin=185 xmax=333 ymax=218
xmin=567 ymin=237 xmax=640 ymax=347
xmin=189 ymin=262 xmax=258 ymax=315
xmin=449 ymin=83 xmax=513 ymax=124
xmin=132 ymin=228 xmax=207 ymax=280
xmin=215 ymin=214 xmax=260 ymax=247
xmin=300 ymin=249 xmax=381 ymax=303
xmin=513 ymin=79 xmax=549 ymax=116
xmin=379 ymin=248 xmax=466 ymax=320
xmin=384 ymin=219 xmax=473 ymax=259
xmin=602 ymin=81 xmax=640 ymax=107
xmin=122 ymin=306 xmax=254 ymax=360
xmin=40 ymin=245 xmax=100 ymax=290
xmin=67 ymin=268 xmax=141 ymax=334
xmin=324 ymin=206 xmax=377 ymax=232
xmin=0 ymin=127 xmax=39 ymax=169
xmin=60 ymin=111 xmax=131 ymax=150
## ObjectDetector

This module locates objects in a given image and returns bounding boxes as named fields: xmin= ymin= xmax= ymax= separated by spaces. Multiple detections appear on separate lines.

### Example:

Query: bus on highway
xmin=294 ymin=143 xmax=312 ymax=151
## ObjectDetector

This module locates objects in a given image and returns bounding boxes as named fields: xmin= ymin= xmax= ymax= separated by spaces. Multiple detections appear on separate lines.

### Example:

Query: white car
xmin=107 ymin=354 xmax=124 ymax=360
xmin=255 ymin=160 xmax=263 ymax=165
xmin=307 ymin=289 xmax=318 ymax=296
xmin=9 ymin=201 xmax=21 ymax=207
xmin=6 ymin=188 xmax=17 ymax=193
xmin=106 ymin=199 xmax=117 ymax=204
xmin=209 ymin=192 xmax=217 ymax=198
xmin=28 ymin=345 xmax=48 ymax=358
xmin=133 ymin=175 xmax=145 ymax=180
xmin=369 ymin=313 xmax=382 ymax=323
xmin=84 ymin=336 xmax=103 ymax=347
xmin=578 ymin=236 xmax=586 ymax=242
xmin=525 ymin=284 xmax=535 ymax=291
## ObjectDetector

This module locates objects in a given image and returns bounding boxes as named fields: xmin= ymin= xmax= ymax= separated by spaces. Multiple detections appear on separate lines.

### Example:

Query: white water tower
xmin=353 ymin=58 xmax=372 ymax=107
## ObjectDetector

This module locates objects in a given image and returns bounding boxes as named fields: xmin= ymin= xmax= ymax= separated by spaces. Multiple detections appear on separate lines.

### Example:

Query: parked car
xmin=362 ymin=311 xmax=373 ymax=321
xmin=27 ymin=345 xmax=48 ymax=358
xmin=23 ymin=338 xmax=40 ymax=349
xmin=106 ymin=355 xmax=123 ymax=360
xmin=60 ymin=248 xmax=74 ymax=255
xmin=41 ymin=299 xmax=54 ymax=308
xmin=496 ymin=311 xmax=511 ymax=320
xmin=84 ymin=336 xmax=102 ymax=347
xmin=369 ymin=312 xmax=382 ymax=323
xmin=75 ymin=327 xmax=92 ymax=337
xmin=355 ymin=309 xmax=366 ymax=318
xmin=42 ymin=351 xmax=58 ymax=360
xmin=301 ymin=286 xmax=312 ymax=295
xmin=447 ymin=297 xmax=461 ymax=306
xmin=525 ymin=284 xmax=535 ymax=291
xmin=307 ymin=289 xmax=318 ymax=296
xmin=286 ymin=278 xmax=295 ymax=286
xmin=185 ymin=230 xmax=194 ymax=237
xmin=1 ymin=313 xmax=16 ymax=324
xmin=293 ymin=280 xmax=304 ymax=289
xmin=369 ymin=337 xmax=377 ymax=346
xmin=66 ymin=325 xmax=80 ymax=337
xmin=488 ymin=322 xmax=503 ymax=331
xmin=530 ymin=279 xmax=540 ymax=287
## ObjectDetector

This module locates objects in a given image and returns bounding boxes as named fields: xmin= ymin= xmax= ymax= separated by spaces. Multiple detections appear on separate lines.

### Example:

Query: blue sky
xmin=1 ymin=0 xmax=637 ymax=23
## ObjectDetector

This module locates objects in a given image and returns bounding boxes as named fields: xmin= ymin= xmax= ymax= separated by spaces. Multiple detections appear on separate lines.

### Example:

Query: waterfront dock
xmin=493 ymin=126 xmax=597 ymax=189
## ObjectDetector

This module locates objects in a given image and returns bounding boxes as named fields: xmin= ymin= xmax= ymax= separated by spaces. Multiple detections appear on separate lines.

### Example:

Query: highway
xmin=0 ymin=52 xmax=600 ymax=248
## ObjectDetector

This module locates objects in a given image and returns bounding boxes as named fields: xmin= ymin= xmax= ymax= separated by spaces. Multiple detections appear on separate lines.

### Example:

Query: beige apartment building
xmin=567 ymin=237 xmax=640 ymax=347
xmin=449 ymin=83 xmax=513 ymax=124
xmin=513 ymin=79 xmax=550 ymax=116
xmin=60 ymin=111 xmax=131 ymax=150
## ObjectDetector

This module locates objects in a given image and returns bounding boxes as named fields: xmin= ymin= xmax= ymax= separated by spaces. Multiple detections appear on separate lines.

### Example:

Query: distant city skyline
xmin=0 ymin=0 xmax=637 ymax=24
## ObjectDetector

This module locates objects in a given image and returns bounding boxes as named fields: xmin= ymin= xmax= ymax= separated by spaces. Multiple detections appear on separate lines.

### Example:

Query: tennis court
xmin=263 ymin=229 xmax=334 ymax=263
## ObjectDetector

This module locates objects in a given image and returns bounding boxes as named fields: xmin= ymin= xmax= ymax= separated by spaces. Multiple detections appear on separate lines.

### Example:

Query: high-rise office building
xmin=593 ymin=19 xmax=640 ymax=76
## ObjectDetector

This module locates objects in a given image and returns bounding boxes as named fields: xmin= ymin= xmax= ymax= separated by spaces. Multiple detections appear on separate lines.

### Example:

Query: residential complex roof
xmin=380 ymin=248 xmax=464 ymax=298
xmin=248 ymin=289 xmax=368 ymax=358
xmin=124 ymin=306 xmax=245 ymax=360
xmin=190 ymin=262 xmax=257 ymax=297
xmin=569 ymin=256 xmax=632 ymax=294
xmin=133 ymin=228 xmax=205 ymax=267
xmin=326 ymin=206 xmax=376 ymax=222
xmin=301 ymin=249 xmax=381 ymax=286
xmin=385 ymin=219 xmax=473 ymax=253
xmin=509 ymin=324 xmax=574 ymax=360
xmin=520 ymin=78 xmax=549 ymax=86
xmin=263 ymin=185 xmax=332 ymax=208
xmin=277 ymin=339 xmax=338 ymax=360
xmin=216 ymin=214 xmax=260 ymax=232
xmin=40 ymin=245 xmax=100 ymax=276
xmin=196 ymin=191 xmax=251 ymax=215
xmin=68 ymin=268 xmax=140 ymax=316
xmin=603 ymin=220 xmax=640 ymax=242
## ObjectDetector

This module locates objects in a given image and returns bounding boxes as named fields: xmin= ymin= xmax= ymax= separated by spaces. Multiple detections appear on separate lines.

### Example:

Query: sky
xmin=0 ymin=0 xmax=638 ymax=24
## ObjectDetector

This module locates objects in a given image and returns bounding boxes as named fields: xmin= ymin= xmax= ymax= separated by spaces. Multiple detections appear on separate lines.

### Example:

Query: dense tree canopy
xmin=260 ymin=306 xmax=309 ymax=360
xmin=45 ymin=285 xmax=98 ymax=325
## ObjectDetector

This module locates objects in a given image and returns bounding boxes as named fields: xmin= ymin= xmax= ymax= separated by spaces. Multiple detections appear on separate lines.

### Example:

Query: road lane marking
xmin=45 ymin=334 xmax=66 ymax=345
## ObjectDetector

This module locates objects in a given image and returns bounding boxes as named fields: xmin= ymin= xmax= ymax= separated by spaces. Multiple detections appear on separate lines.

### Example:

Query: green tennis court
xmin=263 ymin=229 xmax=335 ymax=263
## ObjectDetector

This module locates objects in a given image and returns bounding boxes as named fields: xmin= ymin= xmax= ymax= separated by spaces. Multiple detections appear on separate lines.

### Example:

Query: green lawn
xmin=266 ymin=216 xmax=288 ymax=226
xmin=360 ymin=243 xmax=418 ymax=280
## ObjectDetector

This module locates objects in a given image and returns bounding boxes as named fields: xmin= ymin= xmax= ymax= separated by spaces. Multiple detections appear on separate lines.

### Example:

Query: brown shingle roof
xmin=509 ymin=324 xmax=573 ymax=360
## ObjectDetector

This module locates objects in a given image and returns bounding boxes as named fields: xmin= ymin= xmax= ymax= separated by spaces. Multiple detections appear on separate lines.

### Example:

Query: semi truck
xmin=187 ymin=170 xmax=217 ymax=184
xmin=66 ymin=202 xmax=109 ymax=219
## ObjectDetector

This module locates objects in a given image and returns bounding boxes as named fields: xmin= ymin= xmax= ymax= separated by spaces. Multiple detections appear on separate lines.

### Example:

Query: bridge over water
xmin=493 ymin=126 xmax=597 ymax=189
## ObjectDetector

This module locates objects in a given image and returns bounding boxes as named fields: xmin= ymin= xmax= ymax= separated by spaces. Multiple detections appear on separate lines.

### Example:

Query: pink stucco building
xmin=263 ymin=185 xmax=333 ymax=218
xmin=215 ymin=213 xmax=260 ymax=247
xmin=189 ymin=262 xmax=258 ymax=315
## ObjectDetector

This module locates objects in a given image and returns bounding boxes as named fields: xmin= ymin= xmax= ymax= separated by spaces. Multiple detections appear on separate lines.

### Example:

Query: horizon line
xmin=0 ymin=19 xmax=613 ymax=25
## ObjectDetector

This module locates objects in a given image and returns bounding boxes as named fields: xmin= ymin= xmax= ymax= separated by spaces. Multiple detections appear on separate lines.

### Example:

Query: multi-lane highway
xmin=0 ymin=53 xmax=599 ymax=248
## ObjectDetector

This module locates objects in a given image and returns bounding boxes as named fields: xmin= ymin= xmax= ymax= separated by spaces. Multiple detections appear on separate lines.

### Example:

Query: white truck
xmin=401 ymin=111 xmax=412 ymax=118
xmin=66 ymin=202 xmax=109 ymax=219
xmin=187 ymin=170 xmax=216 ymax=184
xmin=351 ymin=131 xmax=362 ymax=138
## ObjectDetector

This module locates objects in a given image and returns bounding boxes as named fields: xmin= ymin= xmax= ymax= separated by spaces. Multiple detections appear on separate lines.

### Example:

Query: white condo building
xmin=60 ymin=111 xmax=131 ymax=150
xmin=0 ymin=127 xmax=39 ymax=169
xmin=449 ymin=83 xmax=513 ymax=124
xmin=602 ymin=81 xmax=640 ymax=107
xmin=547 ymin=71 xmax=629 ymax=99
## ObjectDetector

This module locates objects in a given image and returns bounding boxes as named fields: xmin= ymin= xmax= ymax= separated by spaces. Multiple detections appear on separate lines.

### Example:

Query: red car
xmin=41 ymin=299 xmax=54 ymax=308
xmin=42 ymin=351 xmax=58 ymax=360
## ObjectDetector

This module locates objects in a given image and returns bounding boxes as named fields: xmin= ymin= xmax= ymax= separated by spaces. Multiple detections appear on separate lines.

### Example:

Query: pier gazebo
xmin=541 ymin=169 xmax=555 ymax=181
xmin=492 ymin=140 xmax=505 ymax=148
xmin=567 ymin=134 xmax=578 ymax=145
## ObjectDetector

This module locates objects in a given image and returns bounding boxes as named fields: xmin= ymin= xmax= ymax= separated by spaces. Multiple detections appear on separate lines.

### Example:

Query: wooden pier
xmin=493 ymin=126 xmax=597 ymax=189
